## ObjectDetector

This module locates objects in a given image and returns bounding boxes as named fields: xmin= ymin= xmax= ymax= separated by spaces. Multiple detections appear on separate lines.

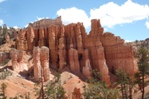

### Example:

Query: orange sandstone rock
xmin=33 ymin=47 xmax=41 ymax=82
xmin=40 ymin=46 xmax=50 ymax=81
xmin=14 ymin=17 xmax=137 ymax=84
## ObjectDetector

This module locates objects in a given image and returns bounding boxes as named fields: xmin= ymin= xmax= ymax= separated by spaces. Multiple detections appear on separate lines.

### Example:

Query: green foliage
xmin=0 ymin=69 xmax=12 ymax=80
xmin=135 ymin=46 xmax=149 ymax=99
xmin=83 ymin=70 xmax=120 ymax=99
xmin=34 ymin=73 xmax=66 ymax=99
xmin=2 ymin=24 xmax=7 ymax=36
xmin=83 ymin=78 xmax=119 ymax=99
xmin=0 ymin=83 xmax=7 ymax=99
xmin=44 ymin=74 xmax=66 ymax=99
xmin=0 ymin=59 xmax=10 ymax=66
xmin=135 ymin=46 xmax=149 ymax=76
xmin=116 ymin=68 xmax=135 ymax=99
xmin=9 ymin=93 xmax=31 ymax=99
xmin=92 ymin=69 xmax=101 ymax=81
xmin=116 ymin=68 xmax=129 ymax=84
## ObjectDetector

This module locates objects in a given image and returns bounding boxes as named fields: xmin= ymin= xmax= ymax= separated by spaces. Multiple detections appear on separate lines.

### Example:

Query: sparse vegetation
xmin=0 ymin=83 xmax=7 ymax=99
xmin=83 ymin=70 xmax=120 ymax=99
xmin=116 ymin=68 xmax=135 ymax=99
xmin=34 ymin=73 xmax=66 ymax=99
xmin=0 ymin=59 xmax=10 ymax=66
xmin=0 ymin=68 xmax=12 ymax=80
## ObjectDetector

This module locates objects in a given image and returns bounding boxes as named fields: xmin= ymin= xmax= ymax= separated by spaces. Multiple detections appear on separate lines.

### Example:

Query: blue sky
xmin=0 ymin=0 xmax=149 ymax=41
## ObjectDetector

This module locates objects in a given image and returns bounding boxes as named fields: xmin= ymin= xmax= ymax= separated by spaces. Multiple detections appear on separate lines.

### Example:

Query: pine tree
xmin=116 ymin=68 xmax=135 ymax=99
xmin=35 ymin=73 xmax=66 ymax=99
xmin=83 ymin=70 xmax=120 ymax=99
xmin=0 ymin=83 xmax=7 ymax=99
xmin=116 ymin=68 xmax=129 ymax=99
xmin=135 ymin=46 xmax=149 ymax=99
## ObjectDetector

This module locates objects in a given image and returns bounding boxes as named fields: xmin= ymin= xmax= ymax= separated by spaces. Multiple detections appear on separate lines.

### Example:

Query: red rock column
xmin=82 ymin=49 xmax=92 ymax=79
xmin=27 ymin=27 xmax=35 ymax=52
xmin=10 ymin=48 xmax=19 ymax=72
xmin=69 ymin=44 xmax=80 ymax=74
xmin=58 ymin=25 xmax=66 ymax=71
xmin=17 ymin=29 xmax=27 ymax=51
xmin=17 ymin=50 xmax=28 ymax=72
xmin=90 ymin=40 xmax=111 ymax=85
xmin=33 ymin=47 xmax=42 ymax=82
xmin=40 ymin=46 xmax=50 ymax=82
xmin=48 ymin=26 xmax=58 ymax=69
xmin=38 ymin=27 xmax=45 ymax=47
xmin=75 ymin=23 xmax=83 ymax=54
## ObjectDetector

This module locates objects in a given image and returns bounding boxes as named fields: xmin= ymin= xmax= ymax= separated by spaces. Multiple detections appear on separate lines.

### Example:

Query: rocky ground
xmin=0 ymin=66 xmax=85 ymax=98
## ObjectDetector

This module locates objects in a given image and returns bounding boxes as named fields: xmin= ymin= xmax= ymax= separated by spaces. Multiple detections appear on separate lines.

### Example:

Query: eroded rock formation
xmin=5 ymin=34 xmax=10 ymax=43
xmin=69 ymin=44 xmax=80 ymax=74
xmin=33 ymin=46 xmax=50 ymax=82
xmin=72 ymin=88 xmax=82 ymax=99
xmin=40 ymin=46 xmax=50 ymax=81
xmin=33 ymin=47 xmax=41 ymax=81
xmin=82 ymin=49 xmax=92 ymax=79
xmin=14 ymin=17 xmax=137 ymax=84
xmin=10 ymin=48 xmax=28 ymax=73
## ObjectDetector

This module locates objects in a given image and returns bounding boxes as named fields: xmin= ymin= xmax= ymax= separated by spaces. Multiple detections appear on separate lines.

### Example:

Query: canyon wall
xmin=15 ymin=17 xmax=137 ymax=84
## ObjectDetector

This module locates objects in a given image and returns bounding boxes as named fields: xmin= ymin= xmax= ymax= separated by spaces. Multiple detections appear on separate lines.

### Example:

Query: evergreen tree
xmin=35 ymin=73 xmax=66 ymax=99
xmin=116 ymin=68 xmax=135 ymax=99
xmin=135 ymin=46 xmax=149 ymax=99
xmin=44 ymin=74 xmax=66 ymax=99
xmin=0 ymin=83 xmax=7 ymax=99
xmin=83 ymin=70 xmax=120 ymax=99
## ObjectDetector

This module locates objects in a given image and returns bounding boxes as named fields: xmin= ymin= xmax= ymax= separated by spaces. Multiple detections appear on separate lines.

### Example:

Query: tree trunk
xmin=129 ymin=85 xmax=132 ymax=99
xmin=124 ymin=84 xmax=128 ymax=99
xmin=142 ymin=75 xmax=145 ymax=99
xmin=121 ymin=84 xmax=125 ymax=99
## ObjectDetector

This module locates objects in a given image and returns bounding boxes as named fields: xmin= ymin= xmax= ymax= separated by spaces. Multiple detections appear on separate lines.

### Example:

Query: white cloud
xmin=90 ymin=0 xmax=149 ymax=28
xmin=57 ymin=7 xmax=90 ymax=28
xmin=125 ymin=40 xmax=132 ymax=43
xmin=25 ymin=24 xmax=29 ymax=28
xmin=145 ymin=21 xmax=149 ymax=29
xmin=56 ymin=0 xmax=149 ymax=28
xmin=13 ymin=26 xmax=20 ymax=29
xmin=0 ymin=19 xmax=3 ymax=26
xmin=36 ymin=16 xmax=49 ymax=21
xmin=0 ymin=0 xmax=5 ymax=3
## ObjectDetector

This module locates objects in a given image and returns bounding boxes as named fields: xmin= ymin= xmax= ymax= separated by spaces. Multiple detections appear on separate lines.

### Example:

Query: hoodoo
xmin=11 ymin=17 xmax=137 ymax=84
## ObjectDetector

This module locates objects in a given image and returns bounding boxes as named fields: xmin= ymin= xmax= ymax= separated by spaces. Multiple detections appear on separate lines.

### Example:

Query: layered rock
xmin=101 ymin=33 xmax=138 ymax=75
xmin=28 ymin=16 xmax=62 ymax=28
xmin=16 ymin=29 xmax=27 ymax=51
xmin=40 ymin=46 xmax=50 ymax=81
xmin=69 ymin=44 xmax=80 ymax=74
xmin=82 ymin=49 xmax=92 ymax=79
xmin=10 ymin=48 xmax=28 ymax=73
xmin=33 ymin=46 xmax=50 ymax=82
xmin=14 ymin=17 xmax=137 ymax=84
xmin=48 ymin=26 xmax=59 ymax=69
xmin=33 ymin=47 xmax=41 ymax=81
xmin=27 ymin=27 xmax=35 ymax=52
xmin=58 ymin=25 xmax=66 ymax=71
xmin=38 ymin=27 xmax=45 ymax=47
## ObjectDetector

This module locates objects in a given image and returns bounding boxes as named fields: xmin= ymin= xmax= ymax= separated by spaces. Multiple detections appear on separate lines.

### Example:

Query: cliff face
xmin=14 ymin=17 xmax=137 ymax=84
